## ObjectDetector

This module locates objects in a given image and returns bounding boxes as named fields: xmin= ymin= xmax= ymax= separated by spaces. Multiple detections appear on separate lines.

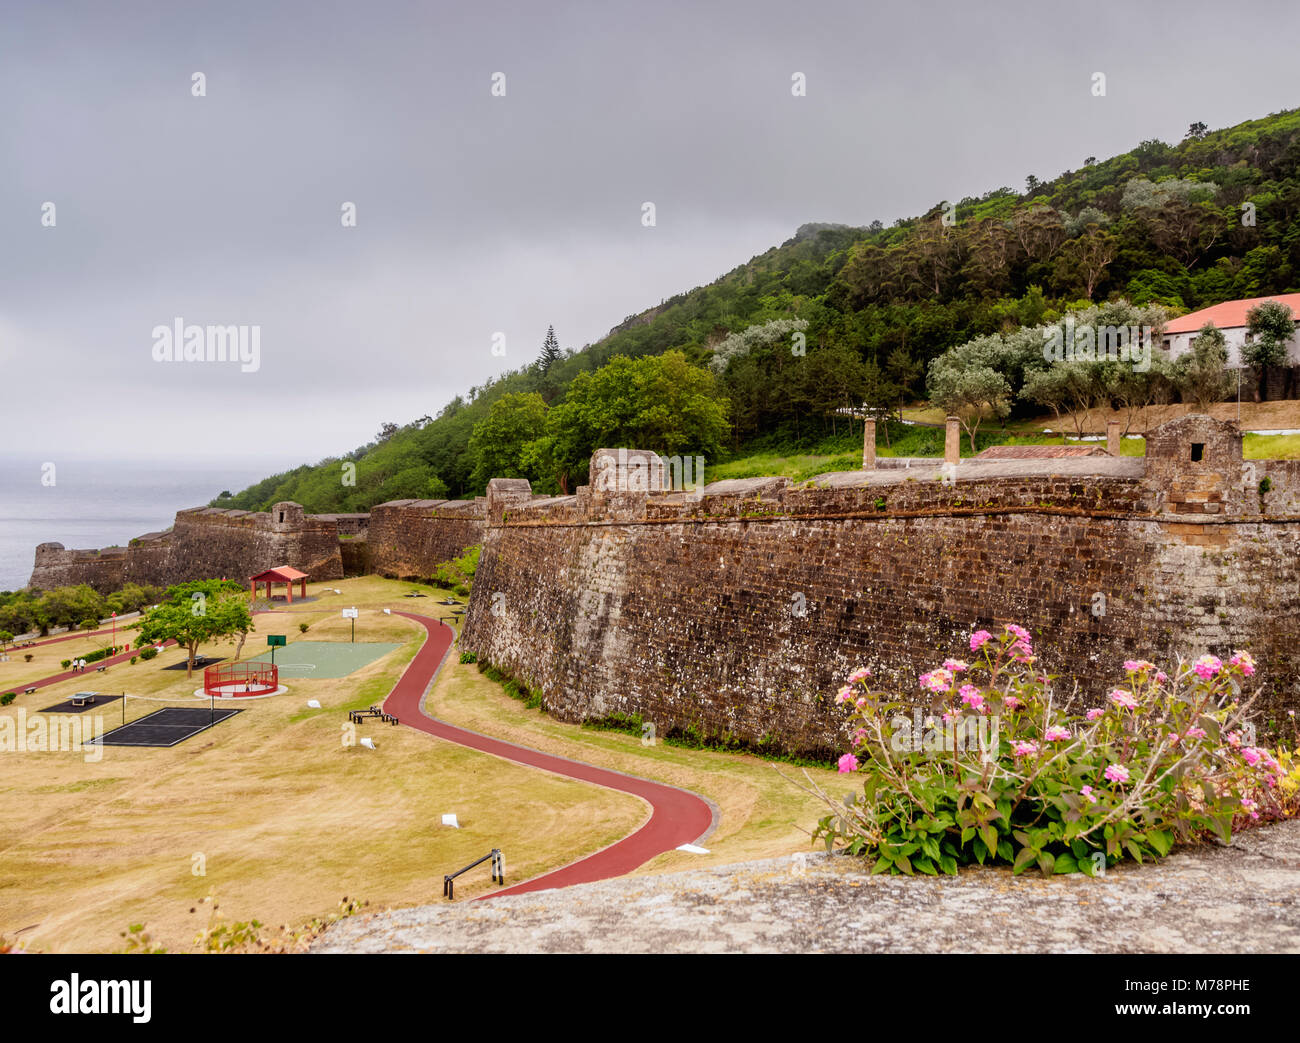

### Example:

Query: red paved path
xmin=383 ymin=611 xmax=716 ymax=898
xmin=5 ymin=621 xmax=137 ymax=652
xmin=5 ymin=640 xmax=177 ymax=692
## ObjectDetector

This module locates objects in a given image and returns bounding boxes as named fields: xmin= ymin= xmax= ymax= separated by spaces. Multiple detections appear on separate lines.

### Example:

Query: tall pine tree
xmin=537 ymin=325 xmax=562 ymax=373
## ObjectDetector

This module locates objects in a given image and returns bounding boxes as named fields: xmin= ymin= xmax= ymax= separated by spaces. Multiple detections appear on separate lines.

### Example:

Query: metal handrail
xmin=443 ymin=848 xmax=504 ymax=900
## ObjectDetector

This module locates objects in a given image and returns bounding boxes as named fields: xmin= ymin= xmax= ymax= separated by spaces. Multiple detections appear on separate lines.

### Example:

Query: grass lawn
xmin=426 ymin=642 xmax=841 ymax=879
xmin=0 ymin=577 xmax=645 ymax=953
xmin=709 ymin=401 xmax=1300 ymax=482
xmin=1 ymin=575 xmax=842 ymax=953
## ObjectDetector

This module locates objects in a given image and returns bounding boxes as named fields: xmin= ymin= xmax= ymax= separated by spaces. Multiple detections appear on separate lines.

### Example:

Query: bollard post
xmin=944 ymin=417 xmax=961 ymax=467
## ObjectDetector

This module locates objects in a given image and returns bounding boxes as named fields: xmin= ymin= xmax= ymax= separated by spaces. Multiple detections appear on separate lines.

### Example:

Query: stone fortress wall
xmin=457 ymin=417 xmax=1300 ymax=755
xmin=28 ymin=415 xmax=1300 ymax=755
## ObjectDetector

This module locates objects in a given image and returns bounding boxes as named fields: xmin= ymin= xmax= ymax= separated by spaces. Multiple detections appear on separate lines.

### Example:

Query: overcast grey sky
xmin=1 ymin=0 xmax=1296 ymax=469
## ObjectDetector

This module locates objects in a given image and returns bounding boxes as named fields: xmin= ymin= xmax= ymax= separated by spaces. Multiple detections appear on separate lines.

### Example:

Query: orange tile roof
xmin=250 ymin=566 xmax=308 ymax=581
xmin=1163 ymin=294 xmax=1300 ymax=334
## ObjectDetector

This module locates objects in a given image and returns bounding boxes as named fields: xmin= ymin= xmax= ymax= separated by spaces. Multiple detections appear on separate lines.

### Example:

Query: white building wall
xmin=1162 ymin=327 xmax=1300 ymax=367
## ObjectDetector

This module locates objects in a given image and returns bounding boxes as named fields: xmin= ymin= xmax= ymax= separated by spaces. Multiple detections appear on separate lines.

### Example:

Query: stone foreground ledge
xmin=313 ymin=821 xmax=1300 ymax=954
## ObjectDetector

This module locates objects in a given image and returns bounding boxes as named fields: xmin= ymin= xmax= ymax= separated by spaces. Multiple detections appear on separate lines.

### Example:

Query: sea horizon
xmin=0 ymin=455 xmax=296 ymax=592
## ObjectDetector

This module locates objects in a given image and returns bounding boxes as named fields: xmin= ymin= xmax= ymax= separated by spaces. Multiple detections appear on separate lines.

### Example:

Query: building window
xmin=1191 ymin=443 xmax=1204 ymax=462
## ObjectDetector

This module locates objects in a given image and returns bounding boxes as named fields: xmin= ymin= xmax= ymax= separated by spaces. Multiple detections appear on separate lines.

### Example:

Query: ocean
xmin=0 ymin=458 xmax=277 ymax=592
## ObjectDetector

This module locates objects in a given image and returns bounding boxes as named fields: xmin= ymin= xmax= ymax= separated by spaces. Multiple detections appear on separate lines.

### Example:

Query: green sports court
xmin=245 ymin=641 xmax=401 ymax=679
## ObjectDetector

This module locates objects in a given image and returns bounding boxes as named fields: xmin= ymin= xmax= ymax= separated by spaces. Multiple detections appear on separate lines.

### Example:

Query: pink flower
xmin=1012 ymin=741 xmax=1039 ymax=757
xmin=852 ymin=727 xmax=868 ymax=743
xmin=1241 ymin=747 xmax=1263 ymax=767
xmin=1240 ymin=797 xmax=1260 ymax=821
xmin=1104 ymin=764 xmax=1129 ymax=784
xmin=834 ymin=686 xmax=853 ymax=705
xmin=1168 ymin=732 xmax=1180 ymax=745
xmin=854 ymin=697 xmax=867 ymax=711
xmin=919 ymin=669 xmax=954 ymax=693
xmin=1003 ymin=695 xmax=1022 ymax=711
xmin=837 ymin=753 xmax=859 ymax=774
xmin=1228 ymin=651 xmax=1255 ymax=677
xmin=958 ymin=685 xmax=985 ymax=712
xmin=1006 ymin=623 xmax=1031 ymax=644
xmin=1193 ymin=655 xmax=1222 ymax=681
xmin=1184 ymin=726 xmax=1207 ymax=740
xmin=943 ymin=659 xmax=969 ymax=673
xmin=1123 ymin=659 xmax=1155 ymax=673
xmin=970 ymin=630 xmax=992 ymax=652
xmin=1044 ymin=726 xmax=1071 ymax=742
xmin=1080 ymin=785 xmax=1095 ymax=803
xmin=1225 ymin=730 xmax=1242 ymax=748
xmin=848 ymin=666 xmax=872 ymax=684
xmin=1155 ymin=671 xmax=1168 ymax=684
xmin=1085 ymin=707 xmax=1105 ymax=721
xmin=1108 ymin=688 xmax=1137 ymax=710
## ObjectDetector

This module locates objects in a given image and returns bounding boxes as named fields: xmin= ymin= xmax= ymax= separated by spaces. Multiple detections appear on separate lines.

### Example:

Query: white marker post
xmin=342 ymin=606 xmax=358 ymax=642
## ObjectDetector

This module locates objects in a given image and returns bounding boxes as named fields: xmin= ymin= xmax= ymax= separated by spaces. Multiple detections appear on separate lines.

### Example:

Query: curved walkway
xmin=4 ymin=640 xmax=177 ymax=692
xmin=382 ymin=611 xmax=716 ymax=898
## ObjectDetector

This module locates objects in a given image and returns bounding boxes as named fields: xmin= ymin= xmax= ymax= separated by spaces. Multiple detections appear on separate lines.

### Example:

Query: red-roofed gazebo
xmin=250 ymin=566 xmax=308 ymax=604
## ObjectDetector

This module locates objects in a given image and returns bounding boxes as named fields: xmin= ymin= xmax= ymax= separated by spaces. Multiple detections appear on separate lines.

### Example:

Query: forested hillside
xmin=215 ymin=108 xmax=1300 ymax=511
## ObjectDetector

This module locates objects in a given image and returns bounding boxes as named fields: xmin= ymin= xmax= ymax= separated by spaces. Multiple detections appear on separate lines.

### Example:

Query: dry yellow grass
xmin=1 ymin=575 xmax=842 ymax=953
xmin=425 ymin=647 xmax=841 ymax=878
xmin=0 ymin=578 xmax=645 ymax=953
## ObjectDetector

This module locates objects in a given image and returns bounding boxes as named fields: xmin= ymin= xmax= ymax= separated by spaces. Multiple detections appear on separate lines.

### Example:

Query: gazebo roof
xmin=250 ymin=565 xmax=308 ymax=582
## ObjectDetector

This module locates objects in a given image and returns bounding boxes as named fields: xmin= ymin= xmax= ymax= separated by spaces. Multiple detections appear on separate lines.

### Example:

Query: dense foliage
xmin=800 ymin=628 xmax=1287 ymax=876
xmin=0 ymin=582 xmax=163 ymax=637
xmin=134 ymin=579 xmax=253 ymax=677
xmin=213 ymin=109 xmax=1300 ymax=512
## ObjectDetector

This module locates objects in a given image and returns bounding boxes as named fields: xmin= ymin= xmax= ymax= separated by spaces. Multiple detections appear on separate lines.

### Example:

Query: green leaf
xmin=1037 ymin=851 xmax=1056 ymax=876
xmin=1012 ymin=847 xmax=1037 ymax=875
xmin=979 ymin=823 xmax=998 ymax=858
xmin=939 ymin=855 xmax=958 ymax=876
xmin=1147 ymin=829 xmax=1174 ymax=858
xmin=871 ymin=856 xmax=891 ymax=875
xmin=1053 ymin=852 xmax=1078 ymax=874
xmin=996 ymin=839 xmax=1015 ymax=862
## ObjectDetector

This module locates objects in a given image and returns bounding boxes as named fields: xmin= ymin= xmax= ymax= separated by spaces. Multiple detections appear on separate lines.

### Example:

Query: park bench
xmin=348 ymin=705 xmax=398 ymax=726
xmin=24 ymin=686 xmax=37 ymax=694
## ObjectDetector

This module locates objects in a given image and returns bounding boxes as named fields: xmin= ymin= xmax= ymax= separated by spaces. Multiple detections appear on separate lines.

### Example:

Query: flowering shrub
xmin=802 ymin=626 xmax=1287 ymax=876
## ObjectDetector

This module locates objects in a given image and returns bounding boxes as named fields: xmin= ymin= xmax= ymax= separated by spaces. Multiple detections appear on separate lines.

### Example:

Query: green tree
xmin=1244 ymin=299 xmax=1296 ymax=401
xmin=547 ymin=351 xmax=729 ymax=491
xmin=928 ymin=345 xmax=1011 ymax=452
xmin=537 ymin=325 xmax=562 ymax=373
xmin=1243 ymin=299 xmax=1295 ymax=368
xmin=1175 ymin=323 xmax=1235 ymax=410
xmin=134 ymin=580 xmax=253 ymax=678
xmin=467 ymin=392 xmax=551 ymax=491
xmin=884 ymin=347 xmax=923 ymax=438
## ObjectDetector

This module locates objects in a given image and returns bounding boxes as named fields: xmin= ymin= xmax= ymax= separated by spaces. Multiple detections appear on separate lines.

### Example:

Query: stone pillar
xmin=862 ymin=419 xmax=876 ymax=470
xmin=1106 ymin=419 xmax=1121 ymax=457
xmin=944 ymin=417 xmax=961 ymax=466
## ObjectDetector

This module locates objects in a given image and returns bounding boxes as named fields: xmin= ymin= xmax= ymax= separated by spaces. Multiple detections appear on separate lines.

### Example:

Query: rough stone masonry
xmin=29 ymin=415 xmax=1300 ymax=757
xmin=460 ymin=416 xmax=1300 ymax=757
